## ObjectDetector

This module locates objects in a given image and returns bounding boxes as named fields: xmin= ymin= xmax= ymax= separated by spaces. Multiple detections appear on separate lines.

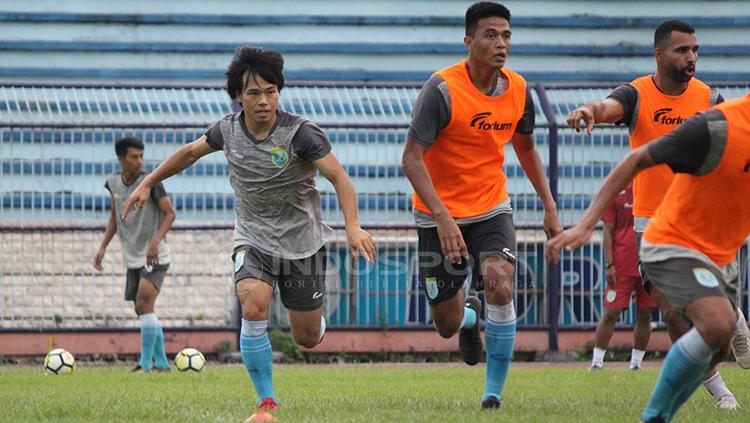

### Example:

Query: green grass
xmin=1 ymin=363 xmax=749 ymax=422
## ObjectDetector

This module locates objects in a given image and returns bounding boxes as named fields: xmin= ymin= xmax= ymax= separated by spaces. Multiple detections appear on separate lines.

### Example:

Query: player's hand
xmin=147 ymin=241 xmax=159 ymax=266
xmin=545 ymin=224 xmax=595 ymax=263
xmin=435 ymin=214 xmax=468 ymax=265
xmin=121 ymin=184 xmax=152 ymax=220
xmin=605 ymin=265 xmax=616 ymax=289
xmin=93 ymin=248 xmax=105 ymax=271
xmin=566 ymin=106 xmax=596 ymax=135
xmin=346 ymin=226 xmax=376 ymax=262
xmin=542 ymin=207 xmax=563 ymax=240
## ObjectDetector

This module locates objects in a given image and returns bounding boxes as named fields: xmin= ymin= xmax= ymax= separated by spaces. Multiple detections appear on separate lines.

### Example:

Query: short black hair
xmin=654 ymin=20 xmax=695 ymax=48
xmin=115 ymin=136 xmax=144 ymax=157
xmin=465 ymin=2 xmax=511 ymax=37
xmin=225 ymin=46 xmax=285 ymax=100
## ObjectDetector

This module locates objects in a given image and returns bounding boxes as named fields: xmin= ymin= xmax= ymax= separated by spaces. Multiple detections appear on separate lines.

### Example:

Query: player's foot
xmin=481 ymin=396 xmax=501 ymax=410
xmin=716 ymin=394 xmax=740 ymax=410
xmin=628 ymin=363 xmax=641 ymax=372
xmin=640 ymin=418 xmax=665 ymax=423
xmin=588 ymin=364 xmax=603 ymax=372
xmin=459 ymin=295 xmax=483 ymax=366
xmin=731 ymin=307 xmax=750 ymax=369
xmin=131 ymin=364 xmax=149 ymax=373
xmin=245 ymin=397 xmax=279 ymax=422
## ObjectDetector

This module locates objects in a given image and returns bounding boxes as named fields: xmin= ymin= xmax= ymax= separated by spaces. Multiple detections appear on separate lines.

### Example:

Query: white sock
xmin=703 ymin=371 xmax=733 ymax=401
xmin=630 ymin=348 xmax=646 ymax=367
xmin=140 ymin=313 xmax=158 ymax=326
xmin=486 ymin=302 xmax=515 ymax=323
xmin=592 ymin=347 xmax=606 ymax=367
xmin=318 ymin=315 xmax=327 ymax=343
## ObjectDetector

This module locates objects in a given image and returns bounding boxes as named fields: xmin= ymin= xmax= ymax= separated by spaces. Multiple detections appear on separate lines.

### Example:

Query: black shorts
xmin=417 ymin=213 xmax=516 ymax=305
xmin=232 ymin=245 xmax=327 ymax=312
xmin=125 ymin=264 xmax=169 ymax=301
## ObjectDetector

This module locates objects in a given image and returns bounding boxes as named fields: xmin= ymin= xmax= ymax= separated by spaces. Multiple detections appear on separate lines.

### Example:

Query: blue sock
xmin=240 ymin=319 xmax=275 ymax=403
xmin=483 ymin=303 xmax=516 ymax=402
xmin=153 ymin=323 xmax=170 ymax=370
xmin=461 ymin=306 xmax=477 ymax=329
xmin=641 ymin=328 xmax=714 ymax=422
xmin=139 ymin=313 xmax=158 ymax=370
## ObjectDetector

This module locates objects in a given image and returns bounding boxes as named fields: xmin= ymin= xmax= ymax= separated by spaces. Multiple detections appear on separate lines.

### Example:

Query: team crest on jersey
xmin=606 ymin=289 xmax=617 ymax=303
xmin=692 ymin=267 xmax=719 ymax=288
xmin=270 ymin=147 xmax=289 ymax=168
xmin=425 ymin=277 xmax=439 ymax=299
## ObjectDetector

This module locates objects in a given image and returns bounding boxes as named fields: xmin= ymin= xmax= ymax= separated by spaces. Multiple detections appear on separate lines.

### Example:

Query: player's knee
xmin=294 ymin=333 xmax=319 ymax=349
xmin=602 ymin=308 xmax=620 ymax=323
xmin=699 ymin=315 xmax=735 ymax=350
xmin=134 ymin=296 xmax=153 ymax=316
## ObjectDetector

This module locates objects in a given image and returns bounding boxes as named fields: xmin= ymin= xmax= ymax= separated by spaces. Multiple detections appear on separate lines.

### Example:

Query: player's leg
xmin=129 ymin=268 xmax=156 ymax=372
xmin=282 ymin=246 xmax=328 ymax=349
xmin=591 ymin=307 xmax=621 ymax=370
xmin=630 ymin=278 xmax=655 ymax=371
xmin=139 ymin=265 xmax=170 ymax=370
xmin=417 ymin=225 xmax=472 ymax=339
xmin=592 ymin=275 xmax=632 ymax=370
xmin=234 ymin=247 xmax=278 ymax=407
xmin=468 ymin=214 xmax=517 ymax=409
xmin=640 ymin=259 xmax=736 ymax=422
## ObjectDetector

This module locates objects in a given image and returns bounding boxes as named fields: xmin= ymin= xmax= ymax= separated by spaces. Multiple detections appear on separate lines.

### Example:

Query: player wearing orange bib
xmin=402 ymin=2 xmax=561 ymax=410
xmin=549 ymin=93 xmax=750 ymax=422
xmin=566 ymin=20 xmax=745 ymax=409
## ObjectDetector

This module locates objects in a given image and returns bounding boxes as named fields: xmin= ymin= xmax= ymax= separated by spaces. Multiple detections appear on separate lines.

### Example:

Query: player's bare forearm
xmin=580 ymin=147 xmax=655 ymax=231
xmin=331 ymin=172 xmax=361 ymax=229
xmin=141 ymin=137 xmax=213 ymax=189
xmin=401 ymin=141 xmax=450 ymax=219
xmin=99 ymin=207 xmax=117 ymax=250
xmin=150 ymin=197 xmax=176 ymax=247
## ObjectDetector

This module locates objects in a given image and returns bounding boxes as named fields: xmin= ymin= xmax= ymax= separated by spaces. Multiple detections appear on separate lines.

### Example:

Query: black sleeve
xmin=716 ymin=93 xmax=725 ymax=105
xmin=607 ymin=84 xmax=638 ymax=127
xmin=104 ymin=180 xmax=111 ymax=194
xmin=291 ymin=122 xmax=332 ymax=162
xmin=407 ymin=74 xmax=451 ymax=146
xmin=514 ymin=86 xmax=535 ymax=135
xmin=204 ymin=121 xmax=224 ymax=150
xmin=150 ymin=181 xmax=168 ymax=202
xmin=647 ymin=110 xmax=726 ymax=175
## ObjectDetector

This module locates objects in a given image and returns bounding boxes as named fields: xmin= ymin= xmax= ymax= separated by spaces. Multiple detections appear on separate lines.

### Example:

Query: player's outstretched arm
xmin=94 ymin=195 xmax=117 ymax=271
xmin=122 ymin=136 xmax=215 ymax=220
xmin=402 ymin=139 xmax=467 ymax=264
xmin=314 ymin=152 xmax=376 ymax=262
xmin=546 ymin=146 xmax=655 ymax=262
xmin=566 ymin=98 xmax=625 ymax=135
xmin=512 ymin=133 xmax=562 ymax=239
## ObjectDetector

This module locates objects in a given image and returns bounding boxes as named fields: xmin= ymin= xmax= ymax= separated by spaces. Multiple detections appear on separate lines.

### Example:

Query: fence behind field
xmin=1 ymin=81 xmax=749 ymax=348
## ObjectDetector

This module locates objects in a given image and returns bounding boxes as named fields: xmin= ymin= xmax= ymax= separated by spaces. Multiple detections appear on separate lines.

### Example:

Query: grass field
xmin=2 ymin=362 xmax=749 ymax=422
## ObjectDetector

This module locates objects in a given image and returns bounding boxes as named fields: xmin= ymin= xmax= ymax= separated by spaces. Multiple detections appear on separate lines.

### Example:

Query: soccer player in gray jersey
xmin=121 ymin=46 xmax=375 ymax=420
xmin=94 ymin=136 xmax=175 ymax=373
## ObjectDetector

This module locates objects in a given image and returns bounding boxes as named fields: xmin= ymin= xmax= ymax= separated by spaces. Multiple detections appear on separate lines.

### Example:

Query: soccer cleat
xmin=715 ymin=395 xmax=741 ymax=410
xmin=588 ymin=364 xmax=603 ymax=372
xmin=131 ymin=364 xmax=149 ymax=373
xmin=731 ymin=307 xmax=750 ymax=369
xmin=481 ymin=396 xmax=501 ymax=410
xmin=245 ymin=397 xmax=279 ymax=422
xmin=459 ymin=295 xmax=483 ymax=366
xmin=628 ymin=363 xmax=641 ymax=372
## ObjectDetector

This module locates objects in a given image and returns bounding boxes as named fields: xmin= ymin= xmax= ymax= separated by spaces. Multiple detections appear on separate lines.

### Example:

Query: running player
xmin=548 ymin=93 xmax=750 ymax=422
xmin=590 ymin=184 xmax=656 ymax=372
xmin=402 ymin=1 xmax=561 ymax=410
xmin=121 ymin=47 xmax=375 ymax=421
xmin=94 ymin=136 xmax=175 ymax=372
xmin=566 ymin=19 xmax=743 ymax=408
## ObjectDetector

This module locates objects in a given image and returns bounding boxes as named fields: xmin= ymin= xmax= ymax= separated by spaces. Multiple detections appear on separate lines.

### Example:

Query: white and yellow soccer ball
xmin=174 ymin=347 xmax=206 ymax=372
xmin=44 ymin=348 xmax=76 ymax=375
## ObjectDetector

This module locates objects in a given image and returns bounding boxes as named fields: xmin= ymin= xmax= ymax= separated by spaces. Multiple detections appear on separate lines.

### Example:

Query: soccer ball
xmin=174 ymin=347 xmax=205 ymax=372
xmin=44 ymin=348 xmax=76 ymax=375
